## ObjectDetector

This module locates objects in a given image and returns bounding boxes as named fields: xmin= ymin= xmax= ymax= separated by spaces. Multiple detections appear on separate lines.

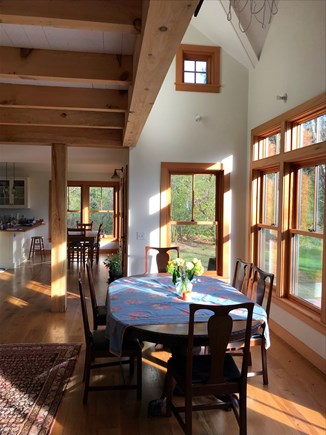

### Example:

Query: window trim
xmin=67 ymin=180 xmax=120 ymax=240
xmin=249 ymin=93 xmax=326 ymax=325
xmin=175 ymin=44 xmax=221 ymax=93
xmin=160 ymin=162 xmax=227 ymax=277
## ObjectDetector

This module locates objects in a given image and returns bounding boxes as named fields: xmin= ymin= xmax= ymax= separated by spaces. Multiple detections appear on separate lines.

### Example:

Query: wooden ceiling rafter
xmin=0 ymin=0 xmax=200 ymax=148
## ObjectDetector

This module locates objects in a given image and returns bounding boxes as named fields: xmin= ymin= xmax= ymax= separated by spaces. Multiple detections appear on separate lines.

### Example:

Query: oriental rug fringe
xmin=0 ymin=343 xmax=81 ymax=435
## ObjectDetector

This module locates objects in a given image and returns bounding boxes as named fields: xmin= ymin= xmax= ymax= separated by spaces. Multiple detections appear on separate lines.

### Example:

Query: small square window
xmin=176 ymin=44 xmax=220 ymax=93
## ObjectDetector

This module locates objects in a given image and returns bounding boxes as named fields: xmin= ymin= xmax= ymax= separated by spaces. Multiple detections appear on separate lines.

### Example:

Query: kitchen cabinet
xmin=0 ymin=178 xmax=29 ymax=208
xmin=0 ymin=223 xmax=43 ymax=268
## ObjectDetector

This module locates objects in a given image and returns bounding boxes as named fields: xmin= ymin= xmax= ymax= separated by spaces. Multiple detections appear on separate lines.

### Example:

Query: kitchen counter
xmin=0 ymin=222 xmax=45 ymax=268
xmin=0 ymin=222 xmax=43 ymax=233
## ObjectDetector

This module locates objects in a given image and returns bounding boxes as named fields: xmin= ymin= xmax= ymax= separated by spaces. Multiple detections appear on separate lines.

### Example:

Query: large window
xmin=170 ymin=173 xmax=217 ymax=269
xmin=161 ymin=163 xmax=226 ymax=276
xmin=255 ymin=171 xmax=279 ymax=280
xmin=290 ymin=164 xmax=324 ymax=309
xmin=250 ymin=94 xmax=326 ymax=323
xmin=89 ymin=186 xmax=114 ymax=235
xmin=67 ymin=181 xmax=119 ymax=239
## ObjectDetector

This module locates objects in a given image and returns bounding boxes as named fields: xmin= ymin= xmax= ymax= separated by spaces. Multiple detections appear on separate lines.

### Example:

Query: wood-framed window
xmin=67 ymin=180 xmax=120 ymax=240
xmin=175 ymin=44 xmax=221 ymax=93
xmin=288 ymin=162 xmax=325 ymax=310
xmin=251 ymin=167 xmax=280 ymax=283
xmin=250 ymin=94 xmax=326 ymax=325
xmin=160 ymin=162 xmax=228 ymax=277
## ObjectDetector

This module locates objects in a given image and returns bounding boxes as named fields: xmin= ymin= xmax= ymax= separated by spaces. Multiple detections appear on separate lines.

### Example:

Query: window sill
xmin=175 ymin=82 xmax=220 ymax=93
xmin=272 ymin=294 xmax=325 ymax=334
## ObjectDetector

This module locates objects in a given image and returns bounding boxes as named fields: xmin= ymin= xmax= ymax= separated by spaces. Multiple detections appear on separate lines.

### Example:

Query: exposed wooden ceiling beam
xmin=0 ymin=107 xmax=125 ymax=129
xmin=0 ymin=0 xmax=142 ymax=33
xmin=0 ymin=125 xmax=123 ymax=147
xmin=0 ymin=0 xmax=200 ymax=148
xmin=123 ymin=0 xmax=199 ymax=147
xmin=0 ymin=83 xmax=128 ymax=112
xmin=0 ymin=47 xmax=132 ymax=86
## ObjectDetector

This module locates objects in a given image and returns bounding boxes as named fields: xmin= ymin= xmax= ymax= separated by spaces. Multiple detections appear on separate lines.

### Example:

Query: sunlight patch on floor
xmin=6 ymin=295 xmax=29 ymax=307
xmin=248 ymin=384 xmax=325 ymax=433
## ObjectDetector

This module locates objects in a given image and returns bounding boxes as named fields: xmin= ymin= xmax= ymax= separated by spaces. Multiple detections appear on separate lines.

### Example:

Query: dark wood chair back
xmin=86 ymin=258 xmax=107 ymax=329
xmin=78 ymin=275 xmax=92 ymax=349
xmin=232 ymin=257 xmax=253 ymax=294
xmin=244 ymin=265 xmax=274 ymax=385
xmin=166 ymin=302 xmax=254 ymax=434
xmin=68 ymin=227 xmax=86 ymax=236
xmin=78 ymin=276 xmax=142 ymax=403
xmin=76 ymin=221 xmax=93 ymax=230
xmin=94 ymin=223 xmax=103 ymax=264
xmin=247 ymin=265 xmax=274 ymax=319
xmin=145 ymin=246 xmax=180 ymax=273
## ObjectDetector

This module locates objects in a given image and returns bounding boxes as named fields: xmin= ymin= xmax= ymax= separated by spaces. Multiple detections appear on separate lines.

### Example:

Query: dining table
xmin=67 ymin=229 xmax=97 ymax=266
xmin=106 ymin=274 xmax=270 ymax=356
xmin=106 ymin=274 xmax=270 ymax=416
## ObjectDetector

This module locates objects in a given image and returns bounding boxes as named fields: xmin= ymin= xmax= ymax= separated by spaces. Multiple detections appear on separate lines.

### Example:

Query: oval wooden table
xmin=106 ymin=274 xmax=269 ymax=416
xmin=106 ymin=274 xmax=269 ymax=354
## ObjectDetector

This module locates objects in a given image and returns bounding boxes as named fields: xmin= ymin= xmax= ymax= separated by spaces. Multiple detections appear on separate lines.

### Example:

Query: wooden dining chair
xmin=67 ymin=228 xmax=86 ymax=268
xmin=165 ymin=302 xmax=254 ymax=435
xmin=86 ymin=258 xmax=107 ymax=330
xmin=76 ymin=221 xmax=93 ymax=230
xmin=232 ymin=258 xmax=253 ymax=294
xmin=145 ymin=246 xmax=180 ymax=273
xmin=228 ymin=265 xmax=274 ymax=385
xmin=93 ymin=223 xmax=103 ymax=265
xmin=78 ymin=277 xmax=142 ymax=404
xmin=246 ymin=265 xmax=274 ymax=385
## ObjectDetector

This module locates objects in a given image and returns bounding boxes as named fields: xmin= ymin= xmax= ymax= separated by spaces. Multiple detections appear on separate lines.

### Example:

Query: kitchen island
xmin=0 ymin=222 xmax=45 ymax=269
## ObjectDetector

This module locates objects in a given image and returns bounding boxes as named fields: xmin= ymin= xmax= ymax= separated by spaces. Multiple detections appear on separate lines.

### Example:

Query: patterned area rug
xmin=0 ymin=343 xmax=81 ymax=435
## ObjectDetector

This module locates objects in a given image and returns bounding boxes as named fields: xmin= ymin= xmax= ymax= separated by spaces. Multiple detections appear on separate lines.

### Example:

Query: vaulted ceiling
xmin=0 ymin=0 xmax=200 ymax=148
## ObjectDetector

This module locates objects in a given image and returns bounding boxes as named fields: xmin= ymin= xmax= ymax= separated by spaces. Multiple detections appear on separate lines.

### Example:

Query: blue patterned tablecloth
xmin=106 ymin=275 xmax=270 ymax=355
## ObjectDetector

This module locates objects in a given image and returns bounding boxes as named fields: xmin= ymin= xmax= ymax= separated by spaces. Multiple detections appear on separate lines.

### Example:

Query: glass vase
xmin=175 ymin=275 xmax=193 ymax=297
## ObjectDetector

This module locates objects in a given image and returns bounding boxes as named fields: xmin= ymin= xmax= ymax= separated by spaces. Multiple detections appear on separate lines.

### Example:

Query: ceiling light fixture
xmin=111 ymin=167 xmax=123 ymax=180
xmin=227 ymin=0 xmax=278 ymax=33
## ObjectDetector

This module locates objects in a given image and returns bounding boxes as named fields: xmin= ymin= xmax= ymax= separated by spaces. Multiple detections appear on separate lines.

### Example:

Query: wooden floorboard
xmin=0 ymin=256 xmax=325 ymax=434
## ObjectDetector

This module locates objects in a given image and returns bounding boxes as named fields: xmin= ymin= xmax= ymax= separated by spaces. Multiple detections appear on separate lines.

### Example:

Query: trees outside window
xmin=67 ymin=181 xmax=119 ymax=239
xmin=161 ymin=163 xmax=226 ymax=276
xmin=250 ymin=94 xmax=325 ymax=321
xmin=290 ymin=164 xmax=325 ymax=309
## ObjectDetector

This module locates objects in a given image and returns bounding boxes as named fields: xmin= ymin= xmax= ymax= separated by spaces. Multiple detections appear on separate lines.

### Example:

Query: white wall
xmin=128 ymin=25 xmax=249 ymax=276
xmin=248 ymin=0 xmax=326 ymax=127
xmin=0 ymin=146 xmax=129 ymax=250
xmin=248 ymin=0 xmax=326 ymax=359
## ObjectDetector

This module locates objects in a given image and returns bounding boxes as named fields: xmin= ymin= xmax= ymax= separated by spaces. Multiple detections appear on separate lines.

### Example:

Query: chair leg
xmin=136 ymin=352 xmax=142 ymax=400
xmin=28 ymin=238 xmax=34 ymax=259
xmin=239 ymin=391 xmax=247 ymax=435
xmin=184 ymin=389 xmax=192 ymax=435
xmin=261 ymin=340 xmax=268 ymax=385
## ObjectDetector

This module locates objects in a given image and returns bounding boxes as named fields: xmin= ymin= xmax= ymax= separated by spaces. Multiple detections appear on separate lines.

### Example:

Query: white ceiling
xmin=0 ymin=0 xmax=277 ymax=171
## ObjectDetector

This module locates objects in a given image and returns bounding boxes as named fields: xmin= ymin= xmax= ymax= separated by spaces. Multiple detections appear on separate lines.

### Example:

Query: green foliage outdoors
xmin=170 ymin=174 xmax=217 ymax=270
xmin=67 ymin=186 xmax=114 ymax=235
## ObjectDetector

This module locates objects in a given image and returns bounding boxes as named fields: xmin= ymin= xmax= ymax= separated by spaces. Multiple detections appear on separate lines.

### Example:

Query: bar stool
xmin=28 ymin=236 xmax=46 ymax=261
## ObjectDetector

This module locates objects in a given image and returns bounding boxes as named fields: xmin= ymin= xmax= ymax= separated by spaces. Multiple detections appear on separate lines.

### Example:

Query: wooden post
xmin=51 ymin=143 xmax=67 ymax=312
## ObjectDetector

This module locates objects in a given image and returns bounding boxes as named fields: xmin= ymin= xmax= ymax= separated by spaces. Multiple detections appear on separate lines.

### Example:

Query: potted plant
xmin=104 ymin=252 xmax=123 ymax=283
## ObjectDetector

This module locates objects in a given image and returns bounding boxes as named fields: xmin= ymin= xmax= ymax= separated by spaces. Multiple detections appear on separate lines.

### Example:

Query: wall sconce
xmin=276 ymin=93 xmax=288 ymax=103
xmin=111 ymin=167 xmax=123 ymax=179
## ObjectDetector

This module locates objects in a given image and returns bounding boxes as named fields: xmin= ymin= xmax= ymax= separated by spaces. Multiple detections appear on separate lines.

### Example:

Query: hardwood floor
xmin=0 ymin=257 xmax=325 ymax=434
